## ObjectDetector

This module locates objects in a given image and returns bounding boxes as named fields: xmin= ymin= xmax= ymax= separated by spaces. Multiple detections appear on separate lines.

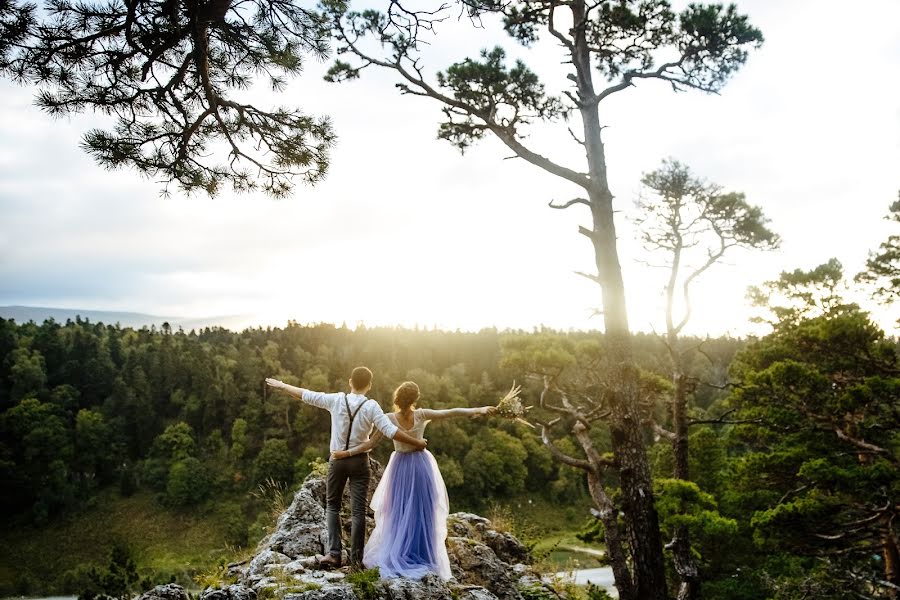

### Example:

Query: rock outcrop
xmin=177 ymin=460 xmax=547 ymax=600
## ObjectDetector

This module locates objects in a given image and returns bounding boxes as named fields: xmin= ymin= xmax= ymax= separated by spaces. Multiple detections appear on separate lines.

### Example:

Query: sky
xmin=0 ymin=0 xmax=898 ymax=336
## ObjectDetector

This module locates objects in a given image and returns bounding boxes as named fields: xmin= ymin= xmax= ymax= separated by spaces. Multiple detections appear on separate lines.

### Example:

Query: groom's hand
xmin=412 ymin=438 xmax=428 ymax=451
xmin=265 ymin=377 xmax=284 ymax=389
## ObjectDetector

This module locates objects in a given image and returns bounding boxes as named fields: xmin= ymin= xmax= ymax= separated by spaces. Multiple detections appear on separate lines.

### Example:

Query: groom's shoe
xmin=316 ymin=554 xmax=342 ymax=570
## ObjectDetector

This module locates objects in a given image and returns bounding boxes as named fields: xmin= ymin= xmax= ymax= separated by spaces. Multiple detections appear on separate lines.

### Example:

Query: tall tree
xmin=323 ymin=2 xmax=763 ymax=598
xmin=856 ymin=193 xmax=900 ymax=309
xmin=634 ymin=159 xmax=778 ymax=597
xmin=0 ymin=0 xmax=335 ymax=195
xmin=730 ymin=261 xmax=900 ymax=598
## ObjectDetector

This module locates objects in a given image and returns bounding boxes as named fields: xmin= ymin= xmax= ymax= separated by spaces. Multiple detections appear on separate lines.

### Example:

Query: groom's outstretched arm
xmin=265 ymin=378 xmax=334 ymax=410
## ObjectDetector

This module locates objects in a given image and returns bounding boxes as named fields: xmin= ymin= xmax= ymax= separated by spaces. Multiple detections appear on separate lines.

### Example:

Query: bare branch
xmin=541 ymin=424 xmax=593 ymax=471
xmin=549 ymin=197 xmax=590 ymax=210
xmin=834 ymin=427 xmax=899 ymax=463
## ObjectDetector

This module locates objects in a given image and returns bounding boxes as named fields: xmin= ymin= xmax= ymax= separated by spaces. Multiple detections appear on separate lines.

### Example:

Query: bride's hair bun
xmin=393 ymin=381 xmax=420 ymax=411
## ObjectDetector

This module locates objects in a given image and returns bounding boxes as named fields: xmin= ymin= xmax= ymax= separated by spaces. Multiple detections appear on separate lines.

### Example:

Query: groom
xmin=266 ymin=366 xmax=427 ymax=569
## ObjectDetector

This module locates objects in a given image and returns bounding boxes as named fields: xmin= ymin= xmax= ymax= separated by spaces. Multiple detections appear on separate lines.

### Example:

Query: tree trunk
xmin=883 ymin=512 xmax=900 ymax=599
xmin=671 ymin=372 xmax=701 ymax=599
xmin=581 ymin=92 xmax=670 ymax=600
xmin=568 ymin=0 xmax=668 ymax=590
xmin=586 ymin=470 xmax=635 ymax=600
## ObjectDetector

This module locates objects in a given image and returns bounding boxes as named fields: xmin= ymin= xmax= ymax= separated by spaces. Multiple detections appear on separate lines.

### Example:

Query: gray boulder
xmin=446 ymin=537 xmax=521 ymax=600
xmin=264 ymin=476 xmax=329 ymax=559
xmin=137 ymin=584 xmax=188 ymax=600
xmin=447 ymin=513 xmax=531 ymax=565
xmin=237 ymin=464 xmax=531 ymax=600
xmin=282 ymin=584 xmax=357 ymax=600
xmin=260 ymin=459 xmax=386 ymax=561
xmin=247 ymin=549 xmax=292 ymax=581
xmin=200 ymin=584 xmax=257 ymax=600
xmin=453 ymin=587 xmax=502 ymax=600
xmin=378 ymin=573 xmax=454 ymax=600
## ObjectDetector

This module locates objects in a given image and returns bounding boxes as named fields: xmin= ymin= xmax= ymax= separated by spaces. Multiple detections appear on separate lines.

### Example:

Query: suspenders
xmin=342 ymin=393 xmax=369 ymax=451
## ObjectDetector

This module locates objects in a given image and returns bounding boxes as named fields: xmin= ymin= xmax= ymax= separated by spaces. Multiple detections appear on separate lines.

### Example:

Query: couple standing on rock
xmin=265 ymin=366 xmax=520 ymax=581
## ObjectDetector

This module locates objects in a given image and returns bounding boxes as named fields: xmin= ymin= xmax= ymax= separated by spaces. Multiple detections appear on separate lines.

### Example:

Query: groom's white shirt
xmin=300 ymin=390 xmax=399 ymax=452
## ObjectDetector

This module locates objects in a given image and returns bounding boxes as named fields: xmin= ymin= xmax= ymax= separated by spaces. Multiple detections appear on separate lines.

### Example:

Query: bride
xmin=331 ymin=381 xmax=520 ymax=580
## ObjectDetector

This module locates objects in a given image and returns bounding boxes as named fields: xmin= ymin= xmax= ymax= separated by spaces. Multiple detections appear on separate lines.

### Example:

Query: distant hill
xmin=0 ymin=305 xmax=255 ymax=331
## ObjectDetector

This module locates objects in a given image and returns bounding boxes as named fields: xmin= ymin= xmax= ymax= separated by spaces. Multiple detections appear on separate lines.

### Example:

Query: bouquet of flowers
xmin=494 ymin=382 xmax=534 ymax=428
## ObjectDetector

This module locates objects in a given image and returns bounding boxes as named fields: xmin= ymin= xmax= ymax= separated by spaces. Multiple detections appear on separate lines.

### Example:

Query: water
xmin=3 ymin=597 xmax=77 ymax=600
xmin=554 ymin=567 xmax=618 ymax=598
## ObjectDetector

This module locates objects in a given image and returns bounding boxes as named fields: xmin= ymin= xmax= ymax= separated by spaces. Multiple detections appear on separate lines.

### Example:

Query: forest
xmin=1 ymin=0 xmax=899 ymax=599
xmin=1 ymin=254 xmax=897 ymax=599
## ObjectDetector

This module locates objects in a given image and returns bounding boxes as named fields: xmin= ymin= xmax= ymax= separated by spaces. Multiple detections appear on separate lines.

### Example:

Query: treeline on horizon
xmin=1 ymin=292 xmax=898 ymax=599
xmin=0 ymin=316 xmax=741 ymax=521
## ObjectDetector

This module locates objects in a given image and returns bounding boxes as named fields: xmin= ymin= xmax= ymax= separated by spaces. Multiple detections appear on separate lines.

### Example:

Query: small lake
xmin=3 ymin=597 xmax=77 ymax=600
xmin=554 ymin=567 xmax=617 ymax=597
xmin=542 ymin=543 xmax=617 ymax=597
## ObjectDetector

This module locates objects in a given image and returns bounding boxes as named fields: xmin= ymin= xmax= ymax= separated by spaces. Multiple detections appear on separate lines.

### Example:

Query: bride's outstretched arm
xmin=419 ymin=384 xmax=519 ymax=421
xmin=332 ymin=430 xmax=385 ymax=460
xmin=418 ymin=406 xmax=496 ymax=421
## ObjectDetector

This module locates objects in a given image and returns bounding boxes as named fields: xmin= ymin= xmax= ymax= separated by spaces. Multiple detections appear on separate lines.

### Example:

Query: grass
xmin=464 ymin=496 xmax=606 ymax=568
xmin=0 ymin=487 xmax=248 ymax=595
xmin=1 ymin=488 xmax=603 ymax=595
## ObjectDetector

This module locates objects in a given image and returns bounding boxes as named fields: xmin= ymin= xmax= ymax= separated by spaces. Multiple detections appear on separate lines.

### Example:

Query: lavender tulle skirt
xmin=363 ymin=450 xmax=452 ymax=580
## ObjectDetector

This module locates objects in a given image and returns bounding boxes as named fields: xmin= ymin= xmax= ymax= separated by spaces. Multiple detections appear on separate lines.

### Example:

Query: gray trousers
xmin=325 ymin=454 xmax=370 ymax=564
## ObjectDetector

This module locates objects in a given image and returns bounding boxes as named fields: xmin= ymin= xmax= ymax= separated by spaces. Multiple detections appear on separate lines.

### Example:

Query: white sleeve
xmin=300 ymin=390 xmax=341 ymax=411
xmin=344 ymin=430 xmax=385 ymax=456
xmin=368 ymin=401 xmax=399 ymax=439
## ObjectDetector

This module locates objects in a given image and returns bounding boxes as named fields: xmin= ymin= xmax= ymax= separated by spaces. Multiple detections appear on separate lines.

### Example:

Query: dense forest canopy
xmin=1 ymin=297 xmax=897 ymax=598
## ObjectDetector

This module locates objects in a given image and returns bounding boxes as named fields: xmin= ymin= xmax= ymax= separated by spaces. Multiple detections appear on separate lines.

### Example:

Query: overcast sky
xmin=1 ymin=0 xmax=898 ymax=336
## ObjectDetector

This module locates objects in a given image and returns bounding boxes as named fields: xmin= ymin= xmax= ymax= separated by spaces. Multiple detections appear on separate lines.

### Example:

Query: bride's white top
xmin=346 ymin=407 xmax=486 ymax=454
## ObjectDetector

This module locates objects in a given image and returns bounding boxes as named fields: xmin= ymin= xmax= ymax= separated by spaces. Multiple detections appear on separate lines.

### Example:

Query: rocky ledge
xmin=138 ymin=461 xmax=551 ymax=600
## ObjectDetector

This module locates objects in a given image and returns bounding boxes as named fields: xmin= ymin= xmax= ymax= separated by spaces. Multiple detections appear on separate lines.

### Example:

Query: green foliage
xmin=0 ymin=396 xmax=73 ymax=521
xmin=585 ymin=583 xmax=615 ymax=600
xmin=517 ymin=582 xmax=557 ymax=600
xmin=346 ymin=568 xmax=380 ymax=600
xmin=218 ymin=502 xmax=249 ymax=548
xmin=720 ymin=272 xmax=900 ymax=596
xmin=165 ymin=457 xmax=210 ymax=507
xmin=653 ymin=478 xmax=737 ymax=542
xmin=462 ymin=429 xmax=529 ymax=499
xmin=8 ymin=347 xmax=47 ymax=402
xmin=855 ymin=192 xmax=900 ymax=305
xmin=151 ymin=422 xmax=197 ymax=462
xmin=230 ymin=418 xmax=249 ymax=461
xmin=1 ymin=0 xmax=335 ymax=196
xmin=576 ymin=517 xmax=604 ymax=546
xmin=253 ymin=438 xmax=294 ymax=486
xmin=293 ymin=446 xmax=323 ymax=484
xmin=75 ymin=543 xmax=143 ymax=600
xmin=747 ymin=258 xmax=855 ymax=327
xmin=308 ymin=457 xmax=329 ymax=479
xmin=636 ymin=158 xmax=778 ymax=255
xmin=193 ymin=557 xmax=237 ymax=591
xmin=435 ymin=46 xmax=567 ymax=152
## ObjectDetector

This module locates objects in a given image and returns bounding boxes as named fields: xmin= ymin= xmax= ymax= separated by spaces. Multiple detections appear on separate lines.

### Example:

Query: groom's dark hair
xmin=350 ymin=366 xmax=373 ymax=391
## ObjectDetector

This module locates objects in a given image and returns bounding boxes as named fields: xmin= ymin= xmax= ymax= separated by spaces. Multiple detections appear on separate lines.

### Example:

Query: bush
xmin=253 ymin=439 xmax=293 ymax=486
xmin=75 ymin=544 xmax=143 ymax=600
xmin=165 ymin=457 xmax=210 ymax=506
xmin=219 ymin=503 xmax=250 ymax=548
xmin=293 ymin=446 xmax=323 ymax=483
